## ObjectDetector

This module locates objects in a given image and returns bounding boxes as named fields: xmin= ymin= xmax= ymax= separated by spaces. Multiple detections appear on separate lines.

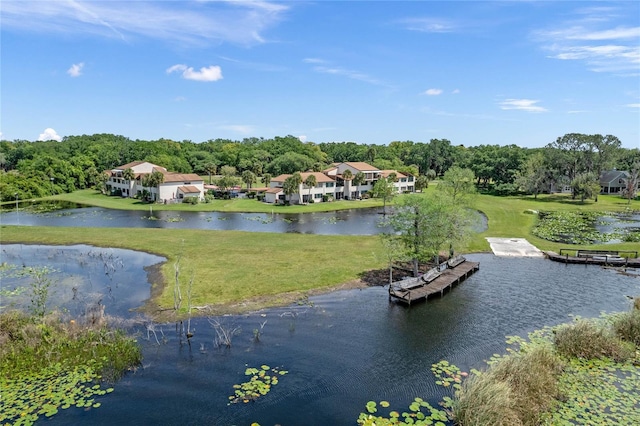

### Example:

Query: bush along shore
xmin=0 ymin=266 xmax=142 ymax=425
xmin=358 ymin=298 xmax=640 ymax=426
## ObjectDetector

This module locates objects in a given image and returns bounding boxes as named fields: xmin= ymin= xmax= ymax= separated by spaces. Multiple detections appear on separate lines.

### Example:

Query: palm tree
xmin=204 ymin=162 xmax=217 ymax=185
xmin=290 ymin=172 xmax=303 ymax=204
xmin=353 ymin=172 xmax=365 ymax=199
xmin=304 ymin=174 xmax=317 ymax=204
xmin=147 ymin=171 xmax=165 ymax=202
xmin=262 ymin=173 xmax=272 ymax=188
xmin=242 ymin=170 xmax=257 ymax=191
xmin=122 ymin=168 xmax=135 ymax=197
xmin=342 ymin=169 xmax=353 ymax=199
xmin=283 ymin=176 xmax=297 ymax=204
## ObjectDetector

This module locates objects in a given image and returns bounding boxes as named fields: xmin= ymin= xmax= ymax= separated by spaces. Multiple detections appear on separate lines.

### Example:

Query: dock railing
xmin=558 ymin=249 xmax=638 ymax=258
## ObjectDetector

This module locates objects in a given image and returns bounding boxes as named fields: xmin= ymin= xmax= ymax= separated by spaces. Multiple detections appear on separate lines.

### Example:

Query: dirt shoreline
xmin=141 ymin=262 xmax=435 ymax=321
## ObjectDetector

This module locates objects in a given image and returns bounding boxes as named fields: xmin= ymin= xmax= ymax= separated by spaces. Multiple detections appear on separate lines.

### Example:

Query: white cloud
xmin=303 ymin=58 xmax=325 ymax=64
xmin=626 ymin=103 xmax=640 ymax=108
xmin=298 ymin=135 xmax=307 ymax=142
xmin=308 ymin=63 xmax=385 ymax=86
xmin=499 ymin=99 xmax=547 ymax=113
xmin=67 ymin=62 xmax=84 ymax=77
xmin=452 ymin=89 xmax=460 ymax=94
xmin=167 ymin=64 xmax=223 ymax=82
xmin=533 ymin=7 xmax=640 ymax=75
xmin=424 ymin=88 xmax=443 ymax=96
xmin=1 ymin=0 xmax=288 ymax=46
xmin=219 ymin=124 xmax=254 ymax=134
xmin=398 ymin=18 xmax=457 ymax=33
xmin=38 ymin=128 xmax=62 ymax=141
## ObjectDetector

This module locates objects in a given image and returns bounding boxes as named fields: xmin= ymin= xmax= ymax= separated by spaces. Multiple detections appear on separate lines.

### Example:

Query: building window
xmin=326 ymin=182 xmax=334 ymax=188
xmin=314 ymin=193 xmax=322 ymax=199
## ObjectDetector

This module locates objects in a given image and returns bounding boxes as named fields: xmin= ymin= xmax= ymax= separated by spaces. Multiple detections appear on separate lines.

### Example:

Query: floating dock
xmin=546 ymin=249 xmax=640 ymax=268
xmin=389 ymin=257 xmax=479 ymax=305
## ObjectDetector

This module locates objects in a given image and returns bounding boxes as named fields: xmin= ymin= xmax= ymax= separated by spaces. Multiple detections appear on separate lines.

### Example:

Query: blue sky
xmin=1 ymin=1 xmax=639 ymax=149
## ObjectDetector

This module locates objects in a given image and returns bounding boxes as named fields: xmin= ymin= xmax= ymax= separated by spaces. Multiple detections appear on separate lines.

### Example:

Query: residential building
xmin=105 ymin=161 xmax=204 ymax=202
xmin=599 ymin=170 xmax=632 ymax=194
xmin=264 ymin=162 xmax=414 ymax=204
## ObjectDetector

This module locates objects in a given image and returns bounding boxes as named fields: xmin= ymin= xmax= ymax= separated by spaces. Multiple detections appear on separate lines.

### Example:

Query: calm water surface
xmin=1 ymin=202 xmax=488 ymax=235
xmin=3 ymin=246 xmax=638 ymax=425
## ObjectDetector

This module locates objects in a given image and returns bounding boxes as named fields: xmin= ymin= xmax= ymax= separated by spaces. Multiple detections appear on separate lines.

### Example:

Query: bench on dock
xmin=576 ymin=249 xmax=619 ymax=258
xmin=447 ymin=255 xmax=466 ymax=269
xmin=421 ymin=268 xmax=442 ymax=283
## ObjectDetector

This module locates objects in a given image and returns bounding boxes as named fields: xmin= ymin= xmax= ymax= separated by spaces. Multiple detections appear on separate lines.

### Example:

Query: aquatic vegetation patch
xmin=228 ymin=365 xmax=288 ymax=404
xmin=357 ymin=304 xmax=640 ymax=426
xmin=358 ymin=397 xmax=449 ymax=426
xmin=532 ymin=210 xmax=610 ymax=244
xmin=0 ymin=362 xmax=113 ymax=425
xmin=0 ymin=311 xmax=141 ymax=425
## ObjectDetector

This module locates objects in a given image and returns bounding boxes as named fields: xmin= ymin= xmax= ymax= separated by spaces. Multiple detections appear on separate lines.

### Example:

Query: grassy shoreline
xmin=1 ymin=191 xmax=638 ymax=318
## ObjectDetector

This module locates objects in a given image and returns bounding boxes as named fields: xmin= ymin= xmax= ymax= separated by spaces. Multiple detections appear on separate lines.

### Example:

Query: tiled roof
xmin=265 ymin=187 xmax=283 ymax=194
xmin=161 ymin=172 xmax=203 ymax=183
xmin=380 ymin=170 xmax=407 ymax=179
xmin=114 ymin=161 xmax=145 ymax=170
xmin=179 ymin=185 xmax=201 ymax=194
xmin=343 ymin=162 xmax=378 ymax=171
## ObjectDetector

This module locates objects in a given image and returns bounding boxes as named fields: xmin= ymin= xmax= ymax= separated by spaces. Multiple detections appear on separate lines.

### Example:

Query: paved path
xmin=486 ymin=238 xmax=544 ymax=257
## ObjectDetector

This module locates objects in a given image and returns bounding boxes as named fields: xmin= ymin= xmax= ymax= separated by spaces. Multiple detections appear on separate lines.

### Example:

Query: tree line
xmin=0 ymin=133 xmax=638 ymax=202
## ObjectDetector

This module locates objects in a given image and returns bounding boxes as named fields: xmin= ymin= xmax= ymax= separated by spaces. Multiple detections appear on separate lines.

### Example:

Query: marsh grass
xmin=611 ymin=300 xmax=640 ymax=346
xmin=0 ymin=310 xmax=141 ymax=382
xmin=452 ymin=345 xmax=563 ymax=426
xmin=554 ymin=320 xmax=635 ymax=362
xmin=0 ymin=310 xmax=142 ymax=425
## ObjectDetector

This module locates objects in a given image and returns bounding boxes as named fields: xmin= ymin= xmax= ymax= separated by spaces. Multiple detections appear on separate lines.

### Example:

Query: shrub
xmin=182 ymin=197 xmax=199 ymax=205
xmin=554 ymin=320 xmax=635 ymax=362
xmin=453 ymin=345 xmax=563 ymax=426
xmin=452 ymin=373 xmax=521 ymax=426
xmin=308 ymin=199 xmax=315 ymax=204
xmin=612 ymin=311 xmax=640 ymax=346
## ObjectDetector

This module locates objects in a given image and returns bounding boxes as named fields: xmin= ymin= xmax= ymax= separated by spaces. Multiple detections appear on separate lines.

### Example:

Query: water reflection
xmin=0 ymin=244 xmax=164 ymax=318
xmin=36 ymin=252 xmax=638 ymax=426
xmin=0 ymin=202 xmax=488 ymax=235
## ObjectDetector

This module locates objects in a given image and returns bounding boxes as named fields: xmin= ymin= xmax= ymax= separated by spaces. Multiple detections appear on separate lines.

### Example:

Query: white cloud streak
xmin=219 ymin=124 xmax=254 ymax=134
xmin=397 ymin=17 xmax=457 ymax=33
xmin=38 ymin=128 xmax=62 ymax=141
xmin=0 ymin=0 xmax=288 ymax=46
xmin=167 ymin=64 xmax=223 ymax=82
xmin=424 ymin=88 xmax=443 ymax=96
xmin=533 ymin=7 xmax=640 ymax=75
xmin=67 ymin=62 xmax=84 ymax=77
xmin=499 ymin=99 xmax=547 ymax=113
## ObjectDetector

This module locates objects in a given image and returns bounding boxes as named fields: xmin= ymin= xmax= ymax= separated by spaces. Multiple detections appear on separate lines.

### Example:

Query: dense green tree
xmin=438 ymin=166 xmax=476 ymax=206
xmin=570 ymin=172 xmax=601 ymax=202
xmin=371 ymin=176 xmax=396 ymax=214
xmin=385 ymin=194 xmax=470 ymax=277
xmin=516 ymin=151 xmax=548 ymax=198
xmin=266 ymin=152 xmax=315 ymax=175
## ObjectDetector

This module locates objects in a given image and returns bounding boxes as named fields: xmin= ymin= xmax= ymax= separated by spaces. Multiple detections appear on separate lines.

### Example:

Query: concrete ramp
xmin=486 ymin=238 xmax=544 ymax=257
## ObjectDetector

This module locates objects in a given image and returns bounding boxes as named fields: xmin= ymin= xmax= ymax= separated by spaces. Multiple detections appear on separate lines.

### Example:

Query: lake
xmin=1 ymin=201 xmax=488 ymax=235
xmin=2 ymin=245 xmax=638 ymax=425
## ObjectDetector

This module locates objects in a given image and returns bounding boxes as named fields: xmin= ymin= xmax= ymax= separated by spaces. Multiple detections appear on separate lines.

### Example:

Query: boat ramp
xmin=389 ymin=255 xmax=479 ymax=305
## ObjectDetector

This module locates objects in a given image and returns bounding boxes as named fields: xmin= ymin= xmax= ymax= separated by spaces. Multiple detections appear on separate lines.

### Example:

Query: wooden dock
xmin=546 ymin=250 xmax=640 ymax=268
xmin=389 ymin=259 xmax=480 ymax=306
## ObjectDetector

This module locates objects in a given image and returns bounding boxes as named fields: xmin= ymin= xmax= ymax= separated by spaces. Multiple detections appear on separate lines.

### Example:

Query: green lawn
xmin=45 ymin=189 xmax=386 ymax=213
xmin=0 ymin=226 xmax=385 ymax=317
xmin=1 ymin=190 xmax=638 ymax=317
